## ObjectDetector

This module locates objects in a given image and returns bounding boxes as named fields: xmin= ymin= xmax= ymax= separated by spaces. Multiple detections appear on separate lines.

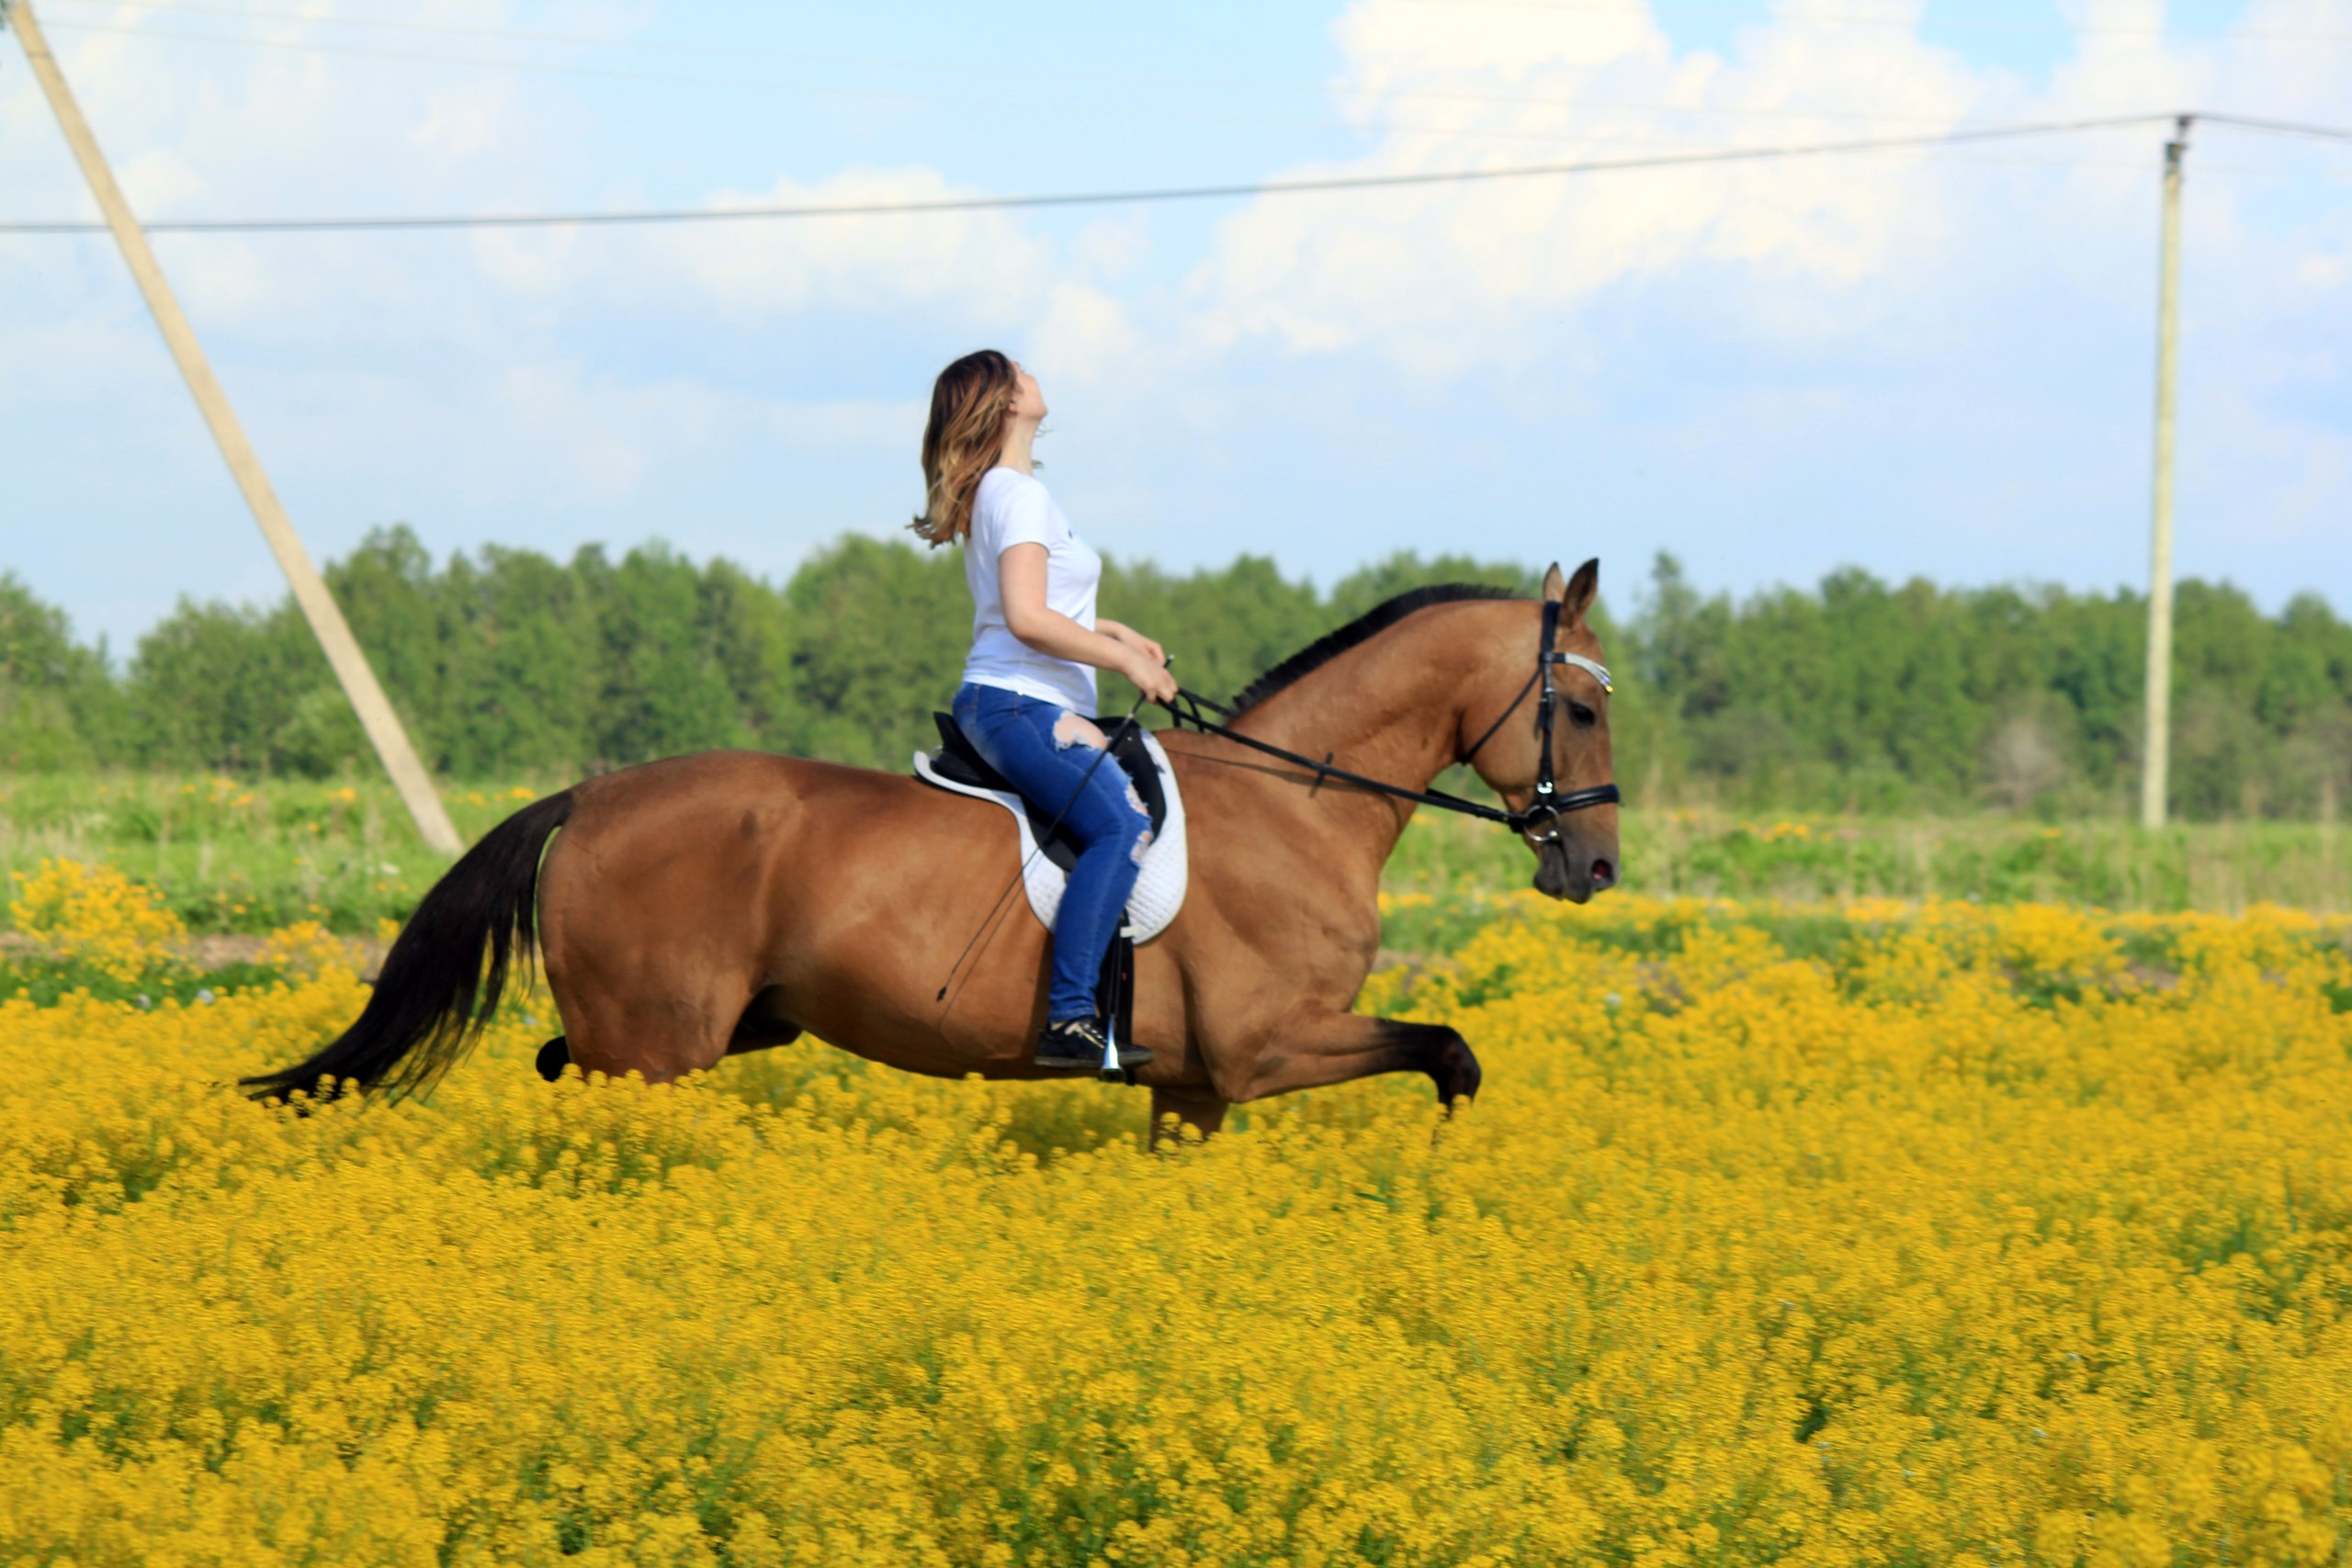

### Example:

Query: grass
xmin=3 ymin=770 xmax=2344 ymax=939
xmin=0 ymin=773 xmax=560 ymax=935
xmin=1378 ymin=807 xmax=2349 ymax=953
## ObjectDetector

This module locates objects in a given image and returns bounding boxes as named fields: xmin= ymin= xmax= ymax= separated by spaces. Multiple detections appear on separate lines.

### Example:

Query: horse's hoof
xmin=536 ymin=1037 xmax=570 ymax=1082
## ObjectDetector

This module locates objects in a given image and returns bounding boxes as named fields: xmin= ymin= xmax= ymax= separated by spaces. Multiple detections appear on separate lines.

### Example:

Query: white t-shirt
xmin=961 ymin=467 xmax=1102 ymax=713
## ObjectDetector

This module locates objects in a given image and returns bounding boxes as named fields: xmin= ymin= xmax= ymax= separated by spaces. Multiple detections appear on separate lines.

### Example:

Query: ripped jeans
xmin=954 ymin=682 xmax=1153 ymax=1023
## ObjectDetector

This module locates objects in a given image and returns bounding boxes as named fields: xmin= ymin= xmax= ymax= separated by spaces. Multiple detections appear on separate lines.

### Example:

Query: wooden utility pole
xmin=2140 ymin=115 xmax=2191 ymax=831
xmin=6 ymin=0 xmax=462 ymax=855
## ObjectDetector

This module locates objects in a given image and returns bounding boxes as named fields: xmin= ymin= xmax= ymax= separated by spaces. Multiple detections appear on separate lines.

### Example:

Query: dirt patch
xmin=0 ymin=931 xmax=390 ymax=981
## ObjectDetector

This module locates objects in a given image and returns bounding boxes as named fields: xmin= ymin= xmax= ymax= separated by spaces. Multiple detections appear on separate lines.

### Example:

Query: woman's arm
xmin=1094 ymin=618 xmax=1165 ymax=668
xmin=1000 ymin=544 xmax=1175 ymax=703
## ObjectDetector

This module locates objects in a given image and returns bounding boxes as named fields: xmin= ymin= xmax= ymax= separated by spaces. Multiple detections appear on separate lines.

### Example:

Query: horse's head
xmin=1462 ymin=558 xmax=1621 ymax=903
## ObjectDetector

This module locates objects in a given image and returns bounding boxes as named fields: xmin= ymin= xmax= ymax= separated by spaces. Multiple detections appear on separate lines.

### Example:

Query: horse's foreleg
xmin=1212 ymin=1012 xmax=1480 ymax=1110
xmin=1148 ymin=1084 xmax=1228 ymax=1148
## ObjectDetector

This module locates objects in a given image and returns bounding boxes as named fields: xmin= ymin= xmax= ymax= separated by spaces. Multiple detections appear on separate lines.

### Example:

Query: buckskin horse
xmin=245 ymin=560 xmax=1622 ymax=1139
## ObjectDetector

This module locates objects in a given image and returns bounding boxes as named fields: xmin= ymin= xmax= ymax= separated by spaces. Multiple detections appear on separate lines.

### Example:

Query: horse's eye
xmin=1568 ymin=701 xmax=1598 ymax=728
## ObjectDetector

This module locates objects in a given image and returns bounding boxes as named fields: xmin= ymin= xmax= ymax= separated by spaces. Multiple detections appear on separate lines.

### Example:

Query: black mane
xmin=1230 ymin=583 xmax=1521 ymax=714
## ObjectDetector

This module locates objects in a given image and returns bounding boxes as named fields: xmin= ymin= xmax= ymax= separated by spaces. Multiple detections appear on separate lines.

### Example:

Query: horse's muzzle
xmin=1533 ymin=840 xmax=1617 ymax=904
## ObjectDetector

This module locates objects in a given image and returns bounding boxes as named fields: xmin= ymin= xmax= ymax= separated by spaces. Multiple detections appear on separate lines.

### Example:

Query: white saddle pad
xmin=913 ymin=730 xmax=1188 ymax=942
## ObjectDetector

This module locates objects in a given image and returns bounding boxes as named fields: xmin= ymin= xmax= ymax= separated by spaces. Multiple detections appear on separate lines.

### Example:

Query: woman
xmin=913 ymin=349 xmax=1179 ymax=1071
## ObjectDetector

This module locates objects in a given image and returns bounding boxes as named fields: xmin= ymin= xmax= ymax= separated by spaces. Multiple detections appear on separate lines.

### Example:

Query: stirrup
xmin=1099 ymin=1035 xmax=1153 ymax=1081
xmin=1035 ymin=1017 xmax=1153 ymax=1076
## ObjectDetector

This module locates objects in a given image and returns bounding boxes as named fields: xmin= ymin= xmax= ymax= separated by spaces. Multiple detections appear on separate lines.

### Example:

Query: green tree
xmin=26 ymin=524 xmax=2341 ymax=821
xmin=591 ymin=544 xmax=755 ymax=766
xmin=782 ymin=536 xmax=967 ymax=768
xmin=435 ymin=546 xmax=601 ymax=776
xmin=0 ymin=573 xmax=113 ymax=771
xmin=127 ymin=599 xmax=313 ymax=772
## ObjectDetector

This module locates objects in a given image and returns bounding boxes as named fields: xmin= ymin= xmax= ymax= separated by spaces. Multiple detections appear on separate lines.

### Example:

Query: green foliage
xmin=0 ymin=773 xmax=557 ymax=935
xmin=1634 ymin=554 xmax=2352 ymax=819
xmin=1374 ymin=808 xmax=2352 ymax=955
xmin=782 ymin=536 xmax=967 ymax=769
xmin=0 ymin=572 xmax=115 ymax=772
xmin=6 ymin=531 xmax=2349 ymax=821
xmin=0 ymin=952 xmax=284 ymax=1010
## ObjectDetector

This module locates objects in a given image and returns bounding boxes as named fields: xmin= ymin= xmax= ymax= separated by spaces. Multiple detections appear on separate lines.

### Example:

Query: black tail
xmin=243 ymin=790 xmax=576 ymax=1102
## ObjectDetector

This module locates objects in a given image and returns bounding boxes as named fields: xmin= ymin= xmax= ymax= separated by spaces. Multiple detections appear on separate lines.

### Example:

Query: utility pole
xmin=5 ymin=0 xmax=462 ymax=855
xmin=2140 ymin=114 xmax=2191 ymax=831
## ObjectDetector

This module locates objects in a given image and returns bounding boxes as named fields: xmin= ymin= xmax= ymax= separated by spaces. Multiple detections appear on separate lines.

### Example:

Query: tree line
xmin=3 ymin=526 xmax=2346 ymax=819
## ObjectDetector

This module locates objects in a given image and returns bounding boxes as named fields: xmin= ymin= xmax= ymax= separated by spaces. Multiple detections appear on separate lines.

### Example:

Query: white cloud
xmin=3 ymin=0 xmax=2345 ymax=644
xmin=1029 ymin=281 xmax=1142 ymax=387
xmin=644 ymin=164 xmax=1057 ymax=321
xmin=1183 ymin=0 xmax=2001 ymax=367
xmin=762 ymin=396 xmax=924 ymax=449
xmin=1179 ymin=0 xmax=2348 ymax=382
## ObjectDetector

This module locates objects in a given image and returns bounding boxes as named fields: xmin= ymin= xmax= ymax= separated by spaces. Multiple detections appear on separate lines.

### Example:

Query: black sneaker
xmin=1033 ymin=1017 xmax=1155 ymax=1074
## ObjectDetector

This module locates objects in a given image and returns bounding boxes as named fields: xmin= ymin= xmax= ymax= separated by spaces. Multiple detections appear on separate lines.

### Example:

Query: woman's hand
xmin=1124 ymin=649 xmax=1178 ymax=706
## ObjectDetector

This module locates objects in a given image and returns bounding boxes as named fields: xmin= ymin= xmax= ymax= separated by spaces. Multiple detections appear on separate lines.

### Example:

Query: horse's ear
xmin=1560 ymin=558 xmax=1600 ymax=625
xmin=1541 ymin=562 xmax=1566 ymax=602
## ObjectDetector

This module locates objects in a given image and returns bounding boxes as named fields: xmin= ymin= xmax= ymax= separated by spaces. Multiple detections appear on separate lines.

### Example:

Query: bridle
xmin=1164 ymin=597 xmax=1621 ymax=843
xmin=1460 ymin=597 xmax=1619 ymax=843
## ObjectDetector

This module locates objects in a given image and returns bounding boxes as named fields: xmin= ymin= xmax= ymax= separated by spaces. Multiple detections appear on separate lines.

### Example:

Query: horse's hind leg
xmin=1212 ymin=1011 xmax=1480 ymax=1111
xmin=556 ymin=976 xmax=745 ymax=1086
xmin=1149 ymin=1085 xmax=1228 ymax=1148
xmin=724 ymin=984 xmax=803 ymax=1056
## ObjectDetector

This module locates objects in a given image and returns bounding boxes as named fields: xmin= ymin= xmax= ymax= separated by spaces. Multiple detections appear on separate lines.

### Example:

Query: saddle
xmin=915 ymin=711 xmax=1186 ymax=1086
xmin=922 ymin=711 xmax=1169 ymax=874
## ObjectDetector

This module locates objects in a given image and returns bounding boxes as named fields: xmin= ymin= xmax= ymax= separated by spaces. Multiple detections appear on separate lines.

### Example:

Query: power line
xmin=0 ymin=112 xmax=2198 ymax=236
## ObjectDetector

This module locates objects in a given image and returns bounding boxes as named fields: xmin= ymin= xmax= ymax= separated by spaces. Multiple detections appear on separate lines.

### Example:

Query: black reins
xmin=1162 ymin=598 xmax=1622 ymax=843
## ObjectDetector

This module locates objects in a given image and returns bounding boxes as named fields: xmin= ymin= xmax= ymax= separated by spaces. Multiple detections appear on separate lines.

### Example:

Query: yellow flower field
xmin=4 ymin=873 xmax=2351 ymax=1566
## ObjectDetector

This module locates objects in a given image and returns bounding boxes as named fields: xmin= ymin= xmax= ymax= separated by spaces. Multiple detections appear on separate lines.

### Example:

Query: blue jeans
xmin=953 ymin=682 xmax=1153 ymax=1022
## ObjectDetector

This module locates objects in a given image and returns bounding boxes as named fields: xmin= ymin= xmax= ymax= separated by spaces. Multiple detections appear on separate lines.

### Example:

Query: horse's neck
xmin=1235 ymin=615 xmax=1481 ymax=852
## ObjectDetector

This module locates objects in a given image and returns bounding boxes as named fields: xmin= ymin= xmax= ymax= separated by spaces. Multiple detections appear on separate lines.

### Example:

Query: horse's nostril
xmin=1591 ymin=858 xmax=1616 ymax=886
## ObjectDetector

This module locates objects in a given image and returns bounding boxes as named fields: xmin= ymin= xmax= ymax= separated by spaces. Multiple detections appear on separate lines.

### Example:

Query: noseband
xmin=1166 ymin=597 xmax=1622 ymax=841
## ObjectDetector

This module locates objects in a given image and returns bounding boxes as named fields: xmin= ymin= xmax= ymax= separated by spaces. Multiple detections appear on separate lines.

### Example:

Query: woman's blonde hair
xmin=910 ymin=349 xmax=1021 ymax=547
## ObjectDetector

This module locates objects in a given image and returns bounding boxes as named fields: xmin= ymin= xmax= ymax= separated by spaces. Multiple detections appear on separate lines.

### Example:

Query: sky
xmin=2 ymin=0 xmax=2347 ymax=655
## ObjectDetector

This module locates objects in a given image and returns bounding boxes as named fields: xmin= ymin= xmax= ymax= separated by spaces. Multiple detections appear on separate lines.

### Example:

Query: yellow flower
xmin=257 ymin=919 xmax=368 ymax=982
xmin=6 ymin=858 xmax=185 ymax=984
xmin=0 ymin=883 xmax=2346 ymax=1564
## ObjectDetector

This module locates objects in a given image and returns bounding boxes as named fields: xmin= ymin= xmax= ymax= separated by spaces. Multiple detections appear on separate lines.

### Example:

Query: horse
xmin=244 ymin=560 xmax=1621 ymax=1140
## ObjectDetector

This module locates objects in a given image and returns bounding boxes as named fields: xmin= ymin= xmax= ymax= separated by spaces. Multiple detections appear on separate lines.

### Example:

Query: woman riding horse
xmin=244 ymin=382 xmax=1622 ymax=1139
xmin=911 ymin=349 xmax=1178 ymax=1074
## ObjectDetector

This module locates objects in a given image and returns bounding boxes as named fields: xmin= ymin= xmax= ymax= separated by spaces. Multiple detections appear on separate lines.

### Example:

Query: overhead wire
xmin=4 ymin=6 xmax=2345 ymax=237
xmin=2195 ymin=110 xmax=2352 ymax=143
xmin=0 ymin=112 xmax=2220 ymax=235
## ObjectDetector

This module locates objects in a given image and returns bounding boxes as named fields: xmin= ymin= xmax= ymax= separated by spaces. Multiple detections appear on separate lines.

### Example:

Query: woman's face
xmin=1006 ymin=360 xmax=1047 ymax=423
